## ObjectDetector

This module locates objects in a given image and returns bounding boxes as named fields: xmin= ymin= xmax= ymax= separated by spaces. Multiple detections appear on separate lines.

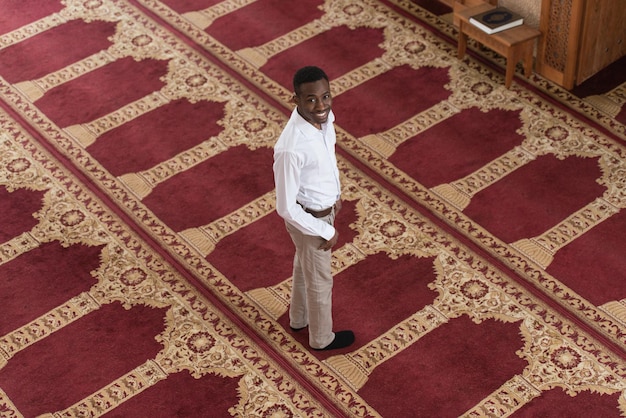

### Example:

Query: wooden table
xmin=455 ymin=4 xmax=541 ymax=88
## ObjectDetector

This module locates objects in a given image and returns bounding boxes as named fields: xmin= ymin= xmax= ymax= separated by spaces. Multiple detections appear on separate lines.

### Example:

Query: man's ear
xmin=291 ymin=94 xmax=298 ymax=104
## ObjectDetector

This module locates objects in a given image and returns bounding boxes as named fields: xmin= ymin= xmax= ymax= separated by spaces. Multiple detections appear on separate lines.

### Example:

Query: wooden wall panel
xmin=536 ymin=0 xmax=626 ymax=89
xmin=577 ymin=0 xmax=626 ymax=84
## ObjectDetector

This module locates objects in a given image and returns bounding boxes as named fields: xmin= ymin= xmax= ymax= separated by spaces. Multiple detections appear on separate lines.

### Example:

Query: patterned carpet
xmin=1 ymin=0 xmax=626 ymax=416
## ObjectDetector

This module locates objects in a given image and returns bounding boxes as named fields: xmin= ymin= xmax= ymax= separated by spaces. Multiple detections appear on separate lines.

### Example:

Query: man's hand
xmin=319 ymin=230 xmax=338 ymax=251
xmin=335 ymin=199 xmax=342 ymax=216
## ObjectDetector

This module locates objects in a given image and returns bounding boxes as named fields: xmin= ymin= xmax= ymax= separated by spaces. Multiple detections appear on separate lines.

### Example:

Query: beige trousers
xmin=285 ymin=213 xmax=335 ymax=349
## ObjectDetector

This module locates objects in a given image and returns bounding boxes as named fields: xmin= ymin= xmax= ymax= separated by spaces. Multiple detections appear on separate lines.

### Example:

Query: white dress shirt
xmin=273 ymin=108 xmax=341 ymax=240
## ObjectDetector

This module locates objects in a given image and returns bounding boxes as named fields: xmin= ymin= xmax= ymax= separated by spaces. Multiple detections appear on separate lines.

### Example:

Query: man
xmin=273 ymin=66 xmax=355 ymax=351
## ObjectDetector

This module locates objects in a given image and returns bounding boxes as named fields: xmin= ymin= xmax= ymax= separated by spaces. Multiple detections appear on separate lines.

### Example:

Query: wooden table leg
xmin=458 ymin=27 xmax=468 ymax=59
xmin=522 ymin=41 xmax=534 ymax=77
xmin=505 ymin=49 xmax=517 ymax=88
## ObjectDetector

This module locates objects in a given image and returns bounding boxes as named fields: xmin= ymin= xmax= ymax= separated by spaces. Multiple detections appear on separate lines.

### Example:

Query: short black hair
xmin=293 ymin=66 xmax=328 ymax=95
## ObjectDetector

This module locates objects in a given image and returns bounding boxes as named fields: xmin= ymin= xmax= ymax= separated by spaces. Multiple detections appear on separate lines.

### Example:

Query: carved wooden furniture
xmin=536 ymin=0 xmax=626 ymax=88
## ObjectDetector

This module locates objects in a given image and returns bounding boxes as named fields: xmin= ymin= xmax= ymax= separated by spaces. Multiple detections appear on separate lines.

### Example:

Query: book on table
xmin=469 ymin=7 xmax=524 ymax=34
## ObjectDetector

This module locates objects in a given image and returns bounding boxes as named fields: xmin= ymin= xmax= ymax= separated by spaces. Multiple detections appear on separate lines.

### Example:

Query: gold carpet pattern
xmin=2 ymin=100 xmax=626 ymax=414
xmin=130 ymin=0 xmax=626 ymax=350
xmin=0 ymin=109 xmax=332 ymax=416
xmin=1 ymin=0 xmax=626 ymax=416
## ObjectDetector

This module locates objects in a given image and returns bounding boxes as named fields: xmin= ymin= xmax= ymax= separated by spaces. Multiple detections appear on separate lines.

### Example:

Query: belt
xmin=298 ymin=202 xmax=333 ymax=218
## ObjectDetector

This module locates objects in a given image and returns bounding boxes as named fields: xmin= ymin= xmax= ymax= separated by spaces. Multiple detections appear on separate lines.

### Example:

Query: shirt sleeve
xmin=273 ymin=150 xmax=336 ymax=240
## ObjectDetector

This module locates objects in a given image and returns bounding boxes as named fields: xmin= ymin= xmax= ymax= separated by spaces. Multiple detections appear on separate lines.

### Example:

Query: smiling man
xmin=273 ymin=66 xmax=355 ymax=351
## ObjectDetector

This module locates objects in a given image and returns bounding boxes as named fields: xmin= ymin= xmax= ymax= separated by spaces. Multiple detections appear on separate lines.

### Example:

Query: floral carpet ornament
xmin=0 ymin=0 xmax=625 ymax=416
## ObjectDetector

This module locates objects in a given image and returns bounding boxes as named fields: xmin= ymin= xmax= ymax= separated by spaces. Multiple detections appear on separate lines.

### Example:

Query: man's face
xmin=294 ymin=78 xmax=332 ymax=129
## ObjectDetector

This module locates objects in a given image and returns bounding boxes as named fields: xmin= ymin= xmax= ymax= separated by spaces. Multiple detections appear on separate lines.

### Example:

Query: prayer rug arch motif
xmin=0 ymin=114 xmax=338 ymax=416
xmin=0 ymin=0 xmax=625 ymax=416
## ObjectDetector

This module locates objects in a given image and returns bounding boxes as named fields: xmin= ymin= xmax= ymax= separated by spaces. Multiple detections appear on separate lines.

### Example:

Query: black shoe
xmin=313 ymin=330 xmax=355 ymax=351
xmin=290 ymin=325 xmax=307 ymax=332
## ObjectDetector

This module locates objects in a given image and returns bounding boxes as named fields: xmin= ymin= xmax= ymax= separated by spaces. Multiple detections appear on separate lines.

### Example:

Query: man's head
xmin=293 ymin=66 xmax=332 ymax=129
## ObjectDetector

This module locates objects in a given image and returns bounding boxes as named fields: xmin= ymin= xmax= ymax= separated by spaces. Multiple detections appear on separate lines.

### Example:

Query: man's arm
xmin=273 ymin=151 xmax=336 ymax=240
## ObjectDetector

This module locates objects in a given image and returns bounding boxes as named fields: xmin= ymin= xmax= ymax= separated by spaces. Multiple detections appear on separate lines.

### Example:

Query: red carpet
xmin=1 ymin=0 xmax=626 ymax=416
